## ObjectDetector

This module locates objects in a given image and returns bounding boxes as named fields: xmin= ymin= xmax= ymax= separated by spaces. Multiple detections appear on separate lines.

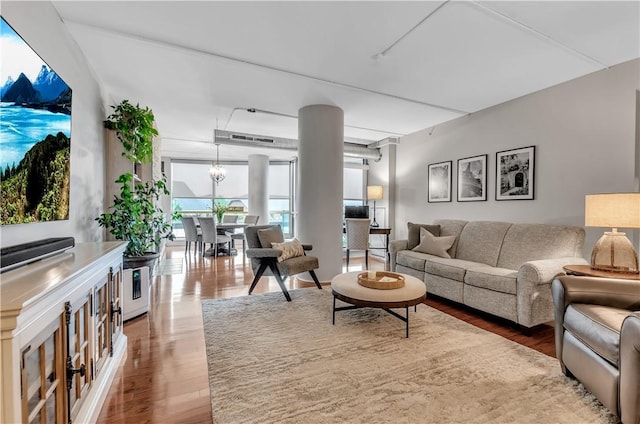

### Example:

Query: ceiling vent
xmin=230 ymin=134 xmax=275 ymax=143
xmin=215 ymin=130 xmax=382 ymax=161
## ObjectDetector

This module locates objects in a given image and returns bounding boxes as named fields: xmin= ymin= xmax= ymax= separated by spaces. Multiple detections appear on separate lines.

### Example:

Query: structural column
xmin=297 ymin=105 xmax=344 ymax=281
xmin=248 ymin=154 xmax=269 ymax=225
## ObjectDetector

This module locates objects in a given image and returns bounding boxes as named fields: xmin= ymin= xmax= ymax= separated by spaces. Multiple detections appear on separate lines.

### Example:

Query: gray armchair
xmin=245 ymin=225 xmax=322 ymax=301
xmin=552 ymin=275 xmax=640 ymax=423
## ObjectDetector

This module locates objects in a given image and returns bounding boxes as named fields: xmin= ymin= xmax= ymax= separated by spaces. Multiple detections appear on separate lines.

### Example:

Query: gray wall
xmin=1 ymin=2 xmax=107 ymax=248
xmin=392 ymin=59 xmax=639 ymax=259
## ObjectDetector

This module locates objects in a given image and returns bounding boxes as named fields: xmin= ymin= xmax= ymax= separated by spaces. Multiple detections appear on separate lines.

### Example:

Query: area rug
xmin=202 ymin=289 xmax=615 ymax=424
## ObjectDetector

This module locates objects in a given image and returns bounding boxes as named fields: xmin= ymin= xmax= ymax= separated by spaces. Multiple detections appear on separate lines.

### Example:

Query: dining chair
xmin=345 ymin=218 xmax=371 ymax=271
xmin=181 ymin=216 xmax=201 ymax=254
xmin=199 ymin=217 xmax=232 ymax=257
xmin=222 ymin=214 xmax=239 ymax=223
xmin=231 ymin=215 xmax=259 ymax=252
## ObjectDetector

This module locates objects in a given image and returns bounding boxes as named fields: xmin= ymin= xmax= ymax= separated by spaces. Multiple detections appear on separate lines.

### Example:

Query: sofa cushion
xmin=455 ymin=221 xmax=511 ymax=266
xmin=433 ymin=219 xmax=467 ymax=258
xmin=425 ymin=257 xmax=480 ymax=282
xmin=412 ymin=228 xmax=456 ymax=258
xmin=276 ymin=254 xmax=319 ymax=276
xmin=497 ymin=223 xmax=585 ymax=270
xmin=407 ymin=222 xmax=440 ymax=250
xmin=396 ymin=250 xmax=430 ymax=271
xmin=464 ymin=265 xmax=518 ymax=295
xmin=564 ymin=304 xmax=628 ymax=366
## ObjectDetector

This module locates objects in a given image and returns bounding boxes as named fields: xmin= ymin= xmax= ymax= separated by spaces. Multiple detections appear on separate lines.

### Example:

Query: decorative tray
xmin=357 ymin=271 xmax=405 ymax=290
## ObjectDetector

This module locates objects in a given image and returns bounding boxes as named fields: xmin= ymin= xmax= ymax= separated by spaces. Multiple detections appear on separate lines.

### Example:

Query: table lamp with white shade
xmin=585 ymin=193 xmax=640 ymax=274
xmin=367 ymin=185 xmax=383 ymax=228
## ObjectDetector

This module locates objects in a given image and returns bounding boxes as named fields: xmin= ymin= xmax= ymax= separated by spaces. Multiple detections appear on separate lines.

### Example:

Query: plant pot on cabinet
xmin=123 ymin=251 xmax=160 ymax=270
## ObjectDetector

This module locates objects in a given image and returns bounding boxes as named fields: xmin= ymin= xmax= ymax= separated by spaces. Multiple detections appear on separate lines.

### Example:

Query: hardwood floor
xmin=96 ymin=245 xmax=555 ymax=423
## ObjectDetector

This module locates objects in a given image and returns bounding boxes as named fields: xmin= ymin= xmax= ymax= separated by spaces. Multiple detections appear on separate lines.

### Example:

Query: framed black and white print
xmin=428 ymin=161 xmax=452 ymax=202
xmin=457 ymin=154 xmax=487 ymax=202
xmin=495 ymin=146 xmax=535 ymax=200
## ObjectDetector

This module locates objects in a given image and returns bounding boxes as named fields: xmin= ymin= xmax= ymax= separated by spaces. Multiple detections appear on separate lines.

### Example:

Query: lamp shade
xmin=585 ymin=193 xmax=640 ymax=228
xmin=367 ymin=185 xmax=384 ymax=200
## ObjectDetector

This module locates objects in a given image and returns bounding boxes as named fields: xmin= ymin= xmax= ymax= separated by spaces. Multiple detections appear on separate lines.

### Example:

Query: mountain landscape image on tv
xmin=0 ymin=16 xmax=71 ymax=225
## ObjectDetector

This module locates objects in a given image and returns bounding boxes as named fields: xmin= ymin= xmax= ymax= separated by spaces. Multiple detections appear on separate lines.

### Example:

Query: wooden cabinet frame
xmin=1 ymin=242 xmax=128 ymax=424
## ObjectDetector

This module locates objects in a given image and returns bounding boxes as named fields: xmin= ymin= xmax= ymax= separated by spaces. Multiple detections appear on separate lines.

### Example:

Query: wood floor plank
xmin=96 ymin=246 xmax=556 ymax=423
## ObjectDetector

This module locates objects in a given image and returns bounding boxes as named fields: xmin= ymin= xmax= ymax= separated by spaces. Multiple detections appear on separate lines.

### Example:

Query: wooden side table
xmin=563 ymin=264 xmax=640 ymax=280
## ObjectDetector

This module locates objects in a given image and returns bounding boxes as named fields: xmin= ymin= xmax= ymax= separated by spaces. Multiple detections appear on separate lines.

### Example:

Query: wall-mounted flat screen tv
xmin=0 ymin=16 xmax=72 ymax=225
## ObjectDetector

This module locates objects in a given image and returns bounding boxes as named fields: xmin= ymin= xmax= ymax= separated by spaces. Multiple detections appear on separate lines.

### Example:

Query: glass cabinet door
xmin=109 ymin=265 xmax=124 ymax=352
xmin=93 ymin=278 xmax=109 ymax=377
xmin=21 ymin=320 xmax=64 ymax=423
xmin=65 ymin=293 xmax=91 ymax=420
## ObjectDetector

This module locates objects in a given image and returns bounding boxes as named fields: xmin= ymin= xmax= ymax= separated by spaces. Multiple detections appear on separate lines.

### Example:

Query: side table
xmin=563 ymin=264 xmax=640 ymax=280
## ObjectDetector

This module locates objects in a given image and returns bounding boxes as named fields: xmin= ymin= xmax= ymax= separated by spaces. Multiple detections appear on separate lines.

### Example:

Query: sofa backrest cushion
xmin=455 ymin=221 xmax=512 ymax=266
xmin=433 ymin=219 xmax=468 ymax=258
xmin=407 ymin=222 xmax=440 ymax=250
xmin=497 ymin=223 xmax=585 ymax=270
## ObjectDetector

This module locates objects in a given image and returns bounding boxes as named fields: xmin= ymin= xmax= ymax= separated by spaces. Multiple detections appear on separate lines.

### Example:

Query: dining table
xmin=214 ymin=222 xmax=249 ymax=255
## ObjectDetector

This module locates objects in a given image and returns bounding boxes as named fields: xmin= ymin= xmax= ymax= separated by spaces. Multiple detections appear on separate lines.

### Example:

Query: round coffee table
xmin=331 ymin=271 xmax=426 ymax=338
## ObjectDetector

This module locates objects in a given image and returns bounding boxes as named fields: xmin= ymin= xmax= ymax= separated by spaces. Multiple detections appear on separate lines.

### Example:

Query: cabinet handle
xmin=110 ymin=302 xmax=122 ymax=321
xmin=66 ymin=357 xmax=86 ymax=390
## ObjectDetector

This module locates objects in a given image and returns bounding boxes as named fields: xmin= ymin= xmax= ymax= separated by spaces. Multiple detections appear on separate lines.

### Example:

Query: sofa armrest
xmin=245 ymin=248 xmax=283 ymax=259
xmin=389 ymin=239 xmax=408 ymax=272
xmin=552 ymin=275 xmax=640 ymax=310
xmin=518 ymin=257 xmax=589 ymax=286
xmin=621 ymin=312 xmax=640 ymax=424
xmin=515 ymin=257 xmax=589 ymax=328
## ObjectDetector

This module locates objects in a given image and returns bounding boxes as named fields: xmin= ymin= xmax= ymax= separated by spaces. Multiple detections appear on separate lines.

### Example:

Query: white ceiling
xmin=52 ymin=1 xmax=640 ymax=161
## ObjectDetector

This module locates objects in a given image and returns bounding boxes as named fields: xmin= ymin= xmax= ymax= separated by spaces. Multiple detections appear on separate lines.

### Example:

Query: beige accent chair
xmin=231 ymin=215 xmax=259 ymax=252
xmin=345 ymin=218 xmax=370 ymax=271
xmin=199 ymin=217 xmax=231 ymax=257
xmin=245 ymin=225 xmax=322 ymax=301
xmin=181 ymin=216 xmax=201 ymax=254
xmin=552 ymin=275 xmax=640 ymax=423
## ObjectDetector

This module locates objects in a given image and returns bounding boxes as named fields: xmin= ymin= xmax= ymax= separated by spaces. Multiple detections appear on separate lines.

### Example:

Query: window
xmin=171 ymin=162 xmax=214 ymax=237
xmin=269 ymin=162 xmax=291 ymax=236
xmin=170 ymin=158 xmax=368 ymax=240
xmin=214 ymin=163 xmax=249 ymax=222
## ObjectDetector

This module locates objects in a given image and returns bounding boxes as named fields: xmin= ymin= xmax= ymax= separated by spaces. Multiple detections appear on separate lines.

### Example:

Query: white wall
xmin=1 ymin=2 xmax=107 ymax=247
xmin=392 ymin=59 xmax=639 ymax=259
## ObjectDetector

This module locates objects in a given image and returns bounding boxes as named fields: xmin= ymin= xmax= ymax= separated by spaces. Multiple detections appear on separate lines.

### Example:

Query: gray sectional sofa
xmin=390 ymin=219 xmax=588 ymax=328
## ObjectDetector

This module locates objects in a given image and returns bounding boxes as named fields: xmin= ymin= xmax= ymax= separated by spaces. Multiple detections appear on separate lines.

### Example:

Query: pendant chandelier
xmin=209 ymin=143 xmax=226 ymax=184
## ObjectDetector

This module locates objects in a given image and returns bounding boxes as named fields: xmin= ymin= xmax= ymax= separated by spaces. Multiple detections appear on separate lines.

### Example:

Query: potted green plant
xmin=97 ymin=100 xmax=175 ymax=269
xmin=103 ymin=99 xmax=157 ymax=164
xmin=213 ymin=201 xmax=229 ymax=223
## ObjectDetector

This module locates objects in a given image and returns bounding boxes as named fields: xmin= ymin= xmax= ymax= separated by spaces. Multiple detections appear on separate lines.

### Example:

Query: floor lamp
xmin=367 ymin=185 xmax=383 ymax=228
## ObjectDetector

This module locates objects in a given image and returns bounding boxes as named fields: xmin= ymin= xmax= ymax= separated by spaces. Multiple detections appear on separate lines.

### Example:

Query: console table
xmin=1 ymin=242 xmax=127 ymax=424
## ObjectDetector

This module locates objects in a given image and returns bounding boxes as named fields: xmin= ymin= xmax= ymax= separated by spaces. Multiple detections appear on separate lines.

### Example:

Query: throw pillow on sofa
xmin=407 ymin=222 xmax=441 ymax=250
xmin=272 ymin=239 xmax=305 ymax=262
xmin=412 ymin=227 xmax=456 ymax=258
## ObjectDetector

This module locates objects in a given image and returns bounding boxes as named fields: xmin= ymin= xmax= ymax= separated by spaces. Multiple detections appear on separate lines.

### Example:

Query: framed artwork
xmin=457 ymin=154 xmax=487 ymax=202
xmin=495 ymin=146 xmax=535 ymax=200
xmin=427 ymin=161 xmax=452 ymax=202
